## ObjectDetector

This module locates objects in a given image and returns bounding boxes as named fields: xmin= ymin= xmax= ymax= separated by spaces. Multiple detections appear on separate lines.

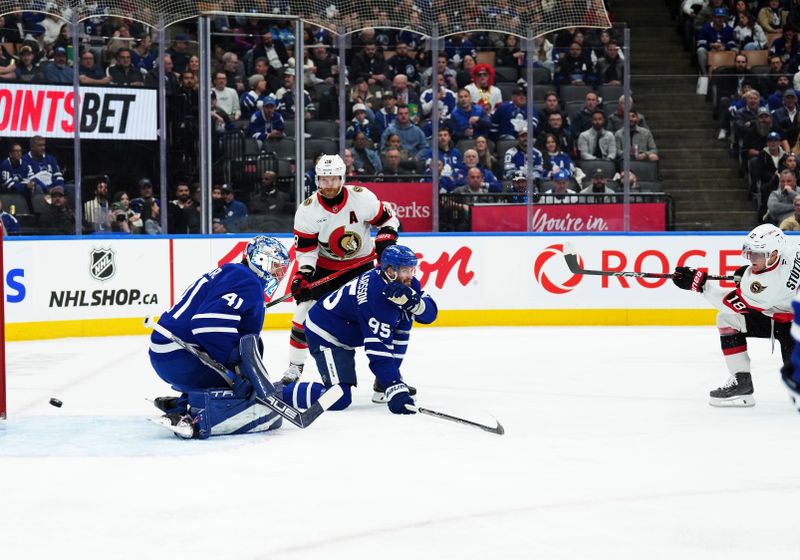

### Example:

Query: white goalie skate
xmin=281 ymin=362 xmax=304 ymax=385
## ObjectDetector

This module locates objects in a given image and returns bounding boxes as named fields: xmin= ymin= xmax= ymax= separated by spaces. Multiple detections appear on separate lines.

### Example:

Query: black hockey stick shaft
xmin=266 ymin=251 xmax=377 ymax=308
xmin=562 ymin=242 xmax=734 ymax=281
xmin=406 ymin=404 xmax=505 ymax=435
xmin=143 ymin=317 xmax=341 ymax=428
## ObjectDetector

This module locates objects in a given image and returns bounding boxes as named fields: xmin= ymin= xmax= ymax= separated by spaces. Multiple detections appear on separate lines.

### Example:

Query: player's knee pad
xmin=716 ymin=312 xmax=746 ymax=333
xmin=237 ymin=334 xmax=276 ymax=400
xmin=188 ymin=389 xmax=282 ymax=439
xmin=720 ymin=331 xmax=747 ymax=354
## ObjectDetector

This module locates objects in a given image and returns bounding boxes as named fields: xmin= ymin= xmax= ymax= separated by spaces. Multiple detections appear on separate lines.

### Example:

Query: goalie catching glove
xmin=384 ymin=381 xmax=416 ymax=415
xmin=383 ymin=281 xmax=425 ymax=315
xmin=672 ymin=266 xmax=707 ymax=292
xmin=291 ymin=265 xmax=315 ymax=302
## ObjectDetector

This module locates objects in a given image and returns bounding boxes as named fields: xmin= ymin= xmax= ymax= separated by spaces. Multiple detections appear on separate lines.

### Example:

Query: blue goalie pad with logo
xmin=188 ymin=388 xmax=282 ymax=439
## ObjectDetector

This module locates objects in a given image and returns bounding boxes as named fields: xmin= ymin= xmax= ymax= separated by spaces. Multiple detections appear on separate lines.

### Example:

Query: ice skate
xmin=153 ymin=396 xmax=180 ymax=413
xmin=709 ymin=372 xmax=755 ymax=407
xmin=281 ymin=362 xmax=304 ymax=385
xmin=372 ymin=380 xmax=417 ymax=404
xmin=149 ymin=413 xmax=197 ymax=439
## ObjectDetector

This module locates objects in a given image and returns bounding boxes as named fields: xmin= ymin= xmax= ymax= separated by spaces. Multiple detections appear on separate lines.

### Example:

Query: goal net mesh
xmin=0 ymin=1 xmax=610 ymax=37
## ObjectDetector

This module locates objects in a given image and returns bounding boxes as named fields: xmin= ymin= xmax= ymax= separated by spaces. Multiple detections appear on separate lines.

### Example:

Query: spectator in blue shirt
xmin=0 ymin=143 xmax=25 ymax=193
xmin=221 ymin=184 xmax=248 ymax=233
xmin=380 ymin=104 xmax=428 ymax=158
xmin=447 ymin=88 xmax=491 ymax=142
xmin=42 ymin=47 xmax=73 ymax=84
xmin=21 ymin=135 xmax=65 ymax=195
xmin=247 ymin=96 xmax=286 ymax=145
xmin=697 ymin=7 xmax=736 ymax=75
xmin=491 ymin=86 xmax=539 ymax=141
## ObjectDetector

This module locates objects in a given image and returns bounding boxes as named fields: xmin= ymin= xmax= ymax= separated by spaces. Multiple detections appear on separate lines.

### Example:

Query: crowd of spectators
xmin=0 ymin=7 xmax=665 ymax=234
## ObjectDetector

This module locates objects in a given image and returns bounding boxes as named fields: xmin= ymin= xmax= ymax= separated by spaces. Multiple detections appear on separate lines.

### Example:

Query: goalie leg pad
xmin=188 ymin=389 xmax=282 ymax=439
xmin=282 ymin=381 xmax=353 ymax=411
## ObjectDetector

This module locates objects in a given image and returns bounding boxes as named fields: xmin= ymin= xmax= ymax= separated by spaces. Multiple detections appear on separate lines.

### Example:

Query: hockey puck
xmin=49 ymin=398 xmax=63 ymax=408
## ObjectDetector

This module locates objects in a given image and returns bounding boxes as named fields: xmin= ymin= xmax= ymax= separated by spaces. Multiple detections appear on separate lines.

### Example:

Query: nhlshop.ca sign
xmin=0 ymin=83 xmax=157 ymax=140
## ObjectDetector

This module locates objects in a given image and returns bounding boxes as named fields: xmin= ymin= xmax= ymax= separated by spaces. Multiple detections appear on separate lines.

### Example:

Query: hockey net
xmin=0 ymin=1 xmax=609 ymax=38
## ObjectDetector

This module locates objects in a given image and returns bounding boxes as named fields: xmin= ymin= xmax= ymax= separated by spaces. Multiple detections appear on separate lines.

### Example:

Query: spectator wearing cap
xmin=757 ymin=131 xmax=788 ymax=215
xmin=543 ymin=169 xmax=579 ymax=204
xmin=350 ymin=40 xmax=388 ymax=87
xmin=696 ymin=7 xmax=736 ymax=75
xmin=79 ymin=50 xmax=112 ymax=85
xmin=743 ymin=106 xmax=775 ymax=193
xmin=274 ymin=68 xmax=315 ymax=120
xmin=420 ymin=74 xmax=457 ymax=122
xmin=15 ymin=45 xmax=39 ymax=83
xmin=247 ymin=95 xmax=285 ymax=144
xmin=570 ymin=91 xmax=604 ymax=140
xmin=447 ymin=88 xmax=492 ymax=142
xmin=379 ymin=104 xmax=428 ymax=158
xmin=240 ymin=74 xmax=268 ymax=119
xmin=503 ymin=124 xmax=545 ymax=181
xmin=767 ymin=169 xmax=798 ymax=224
xmin=577 ymin=110 xmax=617 ymax=162
xmin=615 ymin=111 xmax=659 ymax=163
xmin=772 ymin=88 xmax=800 ymax=150
xmin=373 ymin=93 xmax=398 ymax=143
xmin=505 ymin=169 xmax=535 ymax=203
xmin=768 ymin=25 xmax=800 ymax=67
xmin=491 ymin=87 xmax=540 ymax=141
xmin=221 ymin=184 xmax=248 ymax=233
xmin=39 ymin=185 xmax=73 ymax=235
xmin=465 ymin=64 xmax=503 ymax=115
xmin=21 ymin=135 xmax=64 ymax=195
xmin=774 ymin=74 xmax=796 ymax=109
xmin=42 ymin=46 xmax=73 ymax=84
xmin=212 ymin=70 xmax=241 ymax=120
xmin=130 ymin=178 xmax=159 ymax=214
xmin=346 ymin=103 xmax=373 ymax=140
xmin=580 ymin=168 xmax=616 ymax=203
xmin=167 ymin=33 xmax=192 ymax=74
xmin=109 ymin=47 xmax=144 ymax=87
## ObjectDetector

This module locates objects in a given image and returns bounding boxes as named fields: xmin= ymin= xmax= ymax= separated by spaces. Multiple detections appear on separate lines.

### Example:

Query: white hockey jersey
xmin=703 ymin=245 xmax=800 ymax=322
xmin=293 ymin=185 xmax=400 ymax=271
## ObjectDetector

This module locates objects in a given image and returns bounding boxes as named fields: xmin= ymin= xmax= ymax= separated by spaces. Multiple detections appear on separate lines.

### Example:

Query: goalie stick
xmin=143 ymin=317 xmax=342 ymax=429
xmin=265 ymin=251 xmax=377 ymax=308
xmin=406 ymin=404 xmax=505 ymax=435
xmin=562 ymin=242 xmax=734 ymax=281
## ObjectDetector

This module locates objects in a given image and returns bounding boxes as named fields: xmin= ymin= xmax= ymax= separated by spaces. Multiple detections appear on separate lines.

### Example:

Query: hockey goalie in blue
xmin=281 ymin=244 xmax=438 ymax=414
xmin=148 ymin=236 xmax=290 ymax=439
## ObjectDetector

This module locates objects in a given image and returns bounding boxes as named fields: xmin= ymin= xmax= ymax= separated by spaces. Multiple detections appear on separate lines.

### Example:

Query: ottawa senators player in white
xmin=672 ymin=224 xmax=800 ymax=407
xmin=282 ymin=154 xmax=401 ymax=386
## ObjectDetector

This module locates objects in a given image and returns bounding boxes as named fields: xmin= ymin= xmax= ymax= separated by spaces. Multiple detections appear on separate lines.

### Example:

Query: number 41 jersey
xmin=305 ymin=268 xmax=437 ymax=387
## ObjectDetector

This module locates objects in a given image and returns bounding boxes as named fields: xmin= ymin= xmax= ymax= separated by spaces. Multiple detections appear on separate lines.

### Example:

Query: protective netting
xmin=0 ymin=0 xmax=610 ymax=37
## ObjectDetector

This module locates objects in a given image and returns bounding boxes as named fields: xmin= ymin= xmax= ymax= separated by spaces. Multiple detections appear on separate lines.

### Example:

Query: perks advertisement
xmin=354 ymin=181 xmax=433 ymax=232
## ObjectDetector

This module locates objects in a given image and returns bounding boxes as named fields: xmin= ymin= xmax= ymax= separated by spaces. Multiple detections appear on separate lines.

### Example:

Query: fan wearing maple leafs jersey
xmin=282 ymin=153 xmax=400 ymax=385
xmin=672 ymin=224 xmax=800 ymax=408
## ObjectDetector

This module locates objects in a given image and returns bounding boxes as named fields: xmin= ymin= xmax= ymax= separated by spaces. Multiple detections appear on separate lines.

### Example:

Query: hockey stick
xmin=562 ymin=242 xmax=734 ymax=281
xmin=143 ymin=316 xmax=342 ymax=429
xmin=265 ymin=251 xmax=378 ymax=308
xmin=405 ymin=404 xmax=505 ymax=435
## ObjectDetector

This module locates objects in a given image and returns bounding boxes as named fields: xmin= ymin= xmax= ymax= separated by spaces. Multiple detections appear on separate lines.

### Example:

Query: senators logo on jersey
xmin=750 ymin=281 xmax=766 ymax=294
xmin=325 ymin=225 xmax=363 ymax=258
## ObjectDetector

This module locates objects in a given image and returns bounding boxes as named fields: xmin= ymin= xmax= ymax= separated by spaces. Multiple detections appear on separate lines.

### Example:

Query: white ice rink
xmin=1 ymin=326 xmax=800 ymax=559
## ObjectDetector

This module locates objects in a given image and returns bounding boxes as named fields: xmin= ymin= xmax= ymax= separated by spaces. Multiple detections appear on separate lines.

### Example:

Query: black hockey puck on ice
xmin=49 ymin=398 xmax=63 ymax=408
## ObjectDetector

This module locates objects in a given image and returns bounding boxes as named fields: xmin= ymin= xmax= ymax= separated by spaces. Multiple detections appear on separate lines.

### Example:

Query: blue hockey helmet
xmin=380 ymin=244 xmax=418 ymax=275
xmin=244 ymin=236 xmax=290 ymax=297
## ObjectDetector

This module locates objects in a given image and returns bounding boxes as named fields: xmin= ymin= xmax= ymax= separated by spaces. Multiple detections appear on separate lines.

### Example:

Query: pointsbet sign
xmin=0 ymin=84 xmax=157 ymax=140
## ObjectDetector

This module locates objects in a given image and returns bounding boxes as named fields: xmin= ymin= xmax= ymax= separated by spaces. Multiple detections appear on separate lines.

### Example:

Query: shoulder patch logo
xmin=750 ymin=281 xmax=766 ymax=294
xmin=353 ymin=186 xmax=363 ymax=192
xmin=303 ymin=196 xmax=313 ymax=206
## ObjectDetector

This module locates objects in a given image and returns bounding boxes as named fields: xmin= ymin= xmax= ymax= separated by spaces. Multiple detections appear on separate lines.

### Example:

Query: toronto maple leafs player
xmin=280 ymin=244 xmax=437 ymax=414
xmin=672 ymin=224 xmax=799 ymax=407
xmin=284 ymin=153 xmax=401 ymax=390
xmin=149 ymin=236 xmax=290 ymax=438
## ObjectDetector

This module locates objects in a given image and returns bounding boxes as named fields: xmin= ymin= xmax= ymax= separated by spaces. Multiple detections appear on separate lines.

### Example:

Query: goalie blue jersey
xmin=304 ymin=268 xmax=437 ymax=387
xmin=150 ymin=263 xmax=265 ymax=366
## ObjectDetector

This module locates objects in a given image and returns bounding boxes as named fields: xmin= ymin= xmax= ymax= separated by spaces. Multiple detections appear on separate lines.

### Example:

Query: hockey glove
xmin=374 ymin=226 xmax=398 ymax=259
xmin=385 ymin=382 xmax=416 ymax=415
xmin=291 ymin=265 xmax=315 ymax=303
xmin=671 ymin=266 xmax=707 ymax=292
xmin=383 ymin=281 xmax=424 ymax=314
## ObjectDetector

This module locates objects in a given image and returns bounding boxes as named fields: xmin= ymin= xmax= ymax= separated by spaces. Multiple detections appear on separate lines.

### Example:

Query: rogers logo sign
xmin=533 ymin=244 xmax=583 ymax=294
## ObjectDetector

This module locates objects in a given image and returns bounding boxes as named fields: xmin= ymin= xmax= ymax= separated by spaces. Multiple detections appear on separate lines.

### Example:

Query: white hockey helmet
xmin=314 ymin=154 xmax=346 ymax=189
xmin=742 ymin=223 xmax=786 ymax=261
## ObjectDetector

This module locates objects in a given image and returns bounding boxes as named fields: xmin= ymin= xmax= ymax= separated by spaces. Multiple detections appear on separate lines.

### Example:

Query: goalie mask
xmin=244 ymin=236 xmax=290 ymax=297
xmin=742 ymin=223 xmax=786 ymax=263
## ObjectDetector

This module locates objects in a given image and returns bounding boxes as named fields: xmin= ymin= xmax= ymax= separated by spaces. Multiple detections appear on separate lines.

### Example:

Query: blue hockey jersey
xmin=304 ymin=268 xmax=437 ymax=388
xmin=150 ymin=263 xmax=266 ymax=366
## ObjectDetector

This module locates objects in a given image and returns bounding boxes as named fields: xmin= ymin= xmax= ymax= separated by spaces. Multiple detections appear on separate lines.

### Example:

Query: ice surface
xmin=1 ymin=327 xmax=799 ymax=559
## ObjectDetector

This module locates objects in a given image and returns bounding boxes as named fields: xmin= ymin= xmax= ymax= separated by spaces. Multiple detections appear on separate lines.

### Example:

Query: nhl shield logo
xmin=90 ymin=248 xmax=115 ymax=281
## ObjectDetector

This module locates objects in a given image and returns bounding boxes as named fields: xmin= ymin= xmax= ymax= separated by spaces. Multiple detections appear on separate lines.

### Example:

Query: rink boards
xmin=1 ymin=233 xmax=772 ymax=340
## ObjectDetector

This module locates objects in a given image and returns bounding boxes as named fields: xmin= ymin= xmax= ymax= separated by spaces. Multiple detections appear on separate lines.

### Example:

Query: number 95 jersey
xmin=293 ymin=185 xmax=400 ymax=271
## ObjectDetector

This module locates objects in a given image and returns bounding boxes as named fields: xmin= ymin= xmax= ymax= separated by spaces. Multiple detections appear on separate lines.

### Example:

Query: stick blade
xmin=561 ymin=242 xmax=583 ymax=274
xmin=562 ymin=241 xmax=577 ymax=256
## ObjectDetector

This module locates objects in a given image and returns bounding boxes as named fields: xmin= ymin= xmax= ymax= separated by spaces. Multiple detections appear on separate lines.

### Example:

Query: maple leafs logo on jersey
xmin=326 ymin=225 xmax=362 ymax=258
xmin=750 ymin=281 xmax=766 ymax=294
